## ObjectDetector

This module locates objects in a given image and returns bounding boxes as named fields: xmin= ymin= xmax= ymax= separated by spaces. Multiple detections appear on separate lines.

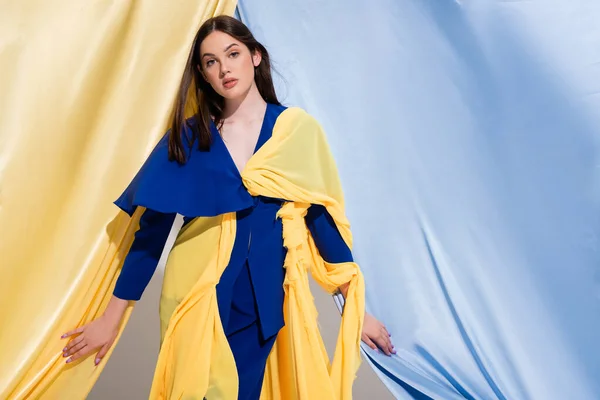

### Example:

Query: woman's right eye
xmin=206 ymin=59 xmax=215 ymax=67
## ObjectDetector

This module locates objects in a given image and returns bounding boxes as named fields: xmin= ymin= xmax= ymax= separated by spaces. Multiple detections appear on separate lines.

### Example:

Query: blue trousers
xmin=222 ymin=261 xmax=280 ymax=400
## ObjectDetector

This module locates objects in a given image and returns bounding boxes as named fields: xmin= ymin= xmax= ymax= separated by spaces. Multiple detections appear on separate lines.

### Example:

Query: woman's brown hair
xmin=168 ymin=15 xmax=280 ymax=164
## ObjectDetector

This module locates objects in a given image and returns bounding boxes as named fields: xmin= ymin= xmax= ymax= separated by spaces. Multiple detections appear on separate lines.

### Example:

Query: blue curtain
xmin=238 ymin=1 xmax=600 ymax=399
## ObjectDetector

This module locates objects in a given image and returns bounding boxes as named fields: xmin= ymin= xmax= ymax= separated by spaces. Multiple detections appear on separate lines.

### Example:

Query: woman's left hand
xmin=361 ymin=312 xmax=396 ymax=356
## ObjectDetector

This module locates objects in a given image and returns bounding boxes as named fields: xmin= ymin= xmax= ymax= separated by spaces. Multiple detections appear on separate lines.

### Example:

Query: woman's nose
xmin=220 ymin=61 xmax=231 ymax=76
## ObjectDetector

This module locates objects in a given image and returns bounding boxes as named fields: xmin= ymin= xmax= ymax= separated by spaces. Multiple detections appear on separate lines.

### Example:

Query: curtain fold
xmin=238 ymin=1 xmax=600 ymax=399
xmin=0 ymin=1 xmax=236 ymax=398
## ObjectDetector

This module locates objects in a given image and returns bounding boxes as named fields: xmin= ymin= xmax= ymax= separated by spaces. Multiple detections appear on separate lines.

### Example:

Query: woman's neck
xmin=222 ymin=83 xmax=267 ymax=123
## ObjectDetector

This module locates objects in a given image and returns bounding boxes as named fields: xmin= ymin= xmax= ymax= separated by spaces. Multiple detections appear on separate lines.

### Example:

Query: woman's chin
xmin=219 ymin=84 xmax=252 ymax=101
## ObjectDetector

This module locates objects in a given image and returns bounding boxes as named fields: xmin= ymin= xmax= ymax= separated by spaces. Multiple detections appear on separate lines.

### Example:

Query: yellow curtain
xmin=0 ymin=1 xmax=236 ymax=399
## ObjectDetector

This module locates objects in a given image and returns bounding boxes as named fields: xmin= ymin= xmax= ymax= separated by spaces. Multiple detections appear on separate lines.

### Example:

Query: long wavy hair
xmin=168 ymin=15 xmax=280 ymax=164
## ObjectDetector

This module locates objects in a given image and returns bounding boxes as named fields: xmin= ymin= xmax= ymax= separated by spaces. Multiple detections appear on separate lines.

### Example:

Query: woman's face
xmin=199 ymin=31 xmax=261 ymax=100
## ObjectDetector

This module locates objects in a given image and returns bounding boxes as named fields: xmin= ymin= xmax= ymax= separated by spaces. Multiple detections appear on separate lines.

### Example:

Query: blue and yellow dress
xmin=112 ymin=103 xmax=353 ymax=399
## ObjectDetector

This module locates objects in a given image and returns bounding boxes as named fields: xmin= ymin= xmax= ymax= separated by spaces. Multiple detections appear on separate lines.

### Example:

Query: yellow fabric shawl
xmin=151 ymin=107 xmax=365 ymax=399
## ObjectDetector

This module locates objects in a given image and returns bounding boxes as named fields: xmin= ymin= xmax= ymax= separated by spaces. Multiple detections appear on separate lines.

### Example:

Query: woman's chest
xmin=220 ymin=119 xmax=263 ymax=173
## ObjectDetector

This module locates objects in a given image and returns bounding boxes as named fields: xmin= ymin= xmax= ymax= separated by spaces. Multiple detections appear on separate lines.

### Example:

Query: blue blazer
xmin=113 ymin=103 xmax=352 ymax=339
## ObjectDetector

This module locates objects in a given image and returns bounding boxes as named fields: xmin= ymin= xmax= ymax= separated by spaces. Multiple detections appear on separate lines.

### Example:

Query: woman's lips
xmin=223 ymin=78 xmax=238 ymax=89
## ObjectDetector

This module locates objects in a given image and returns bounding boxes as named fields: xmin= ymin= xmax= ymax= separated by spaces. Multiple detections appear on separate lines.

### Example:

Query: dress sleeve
xmin=305 ymin=204 xmax=353 ymax=263
xmin=113 ymin=209 xmax=176 ymax=300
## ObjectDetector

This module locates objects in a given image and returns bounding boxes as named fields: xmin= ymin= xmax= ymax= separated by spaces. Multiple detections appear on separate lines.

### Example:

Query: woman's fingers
xmin=95 ymin=343 xmax=110 ymax=366
xmin=379 ymin=326 xmax=395 ymax=355
xmin=61 ymin=326 xmax=84 ymax=339
xmin=361 ymin=313 xmax=397 ymax=356
xmin=374 ymin=332 xmax=392 ymax=356
xmin=64 ymin=335 xmax=84 ymax=354
xmin=381 ymin=332 xmax=395 ymax=355
xmin=381 ymin=325 xmax=390 ymax=337
xmin=366 ymin=324 xmax=395 ymax=356
xmin=65 ymin=344 xmax=90 ymax=364
xmin=65 ymin=340 xmax=87 ymax=357
xmin=361 ymin=333 xmax=378 ymax=352
xmin=61 ymin=318 xmax=119 ymax=365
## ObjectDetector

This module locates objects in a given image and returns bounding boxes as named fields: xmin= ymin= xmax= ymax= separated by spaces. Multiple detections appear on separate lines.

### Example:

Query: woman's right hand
xmin=61 ymin=296 xmax=129 ymax=366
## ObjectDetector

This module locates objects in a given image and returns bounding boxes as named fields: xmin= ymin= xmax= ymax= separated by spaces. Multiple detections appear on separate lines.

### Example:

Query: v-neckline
xmin=214 ymin=103 xmax=270 ymax=178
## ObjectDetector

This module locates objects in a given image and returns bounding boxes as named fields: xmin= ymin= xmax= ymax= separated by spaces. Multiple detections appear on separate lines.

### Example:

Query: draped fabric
xmin=246 ymin=108 xmax=365 ymax=399
xmin=0 ymin=1 xmax=236 ymax=399
xmin=238 ymin=1 xmax=600 ymax=399
xmin=150 ymin=107 xmax=365 ymax=399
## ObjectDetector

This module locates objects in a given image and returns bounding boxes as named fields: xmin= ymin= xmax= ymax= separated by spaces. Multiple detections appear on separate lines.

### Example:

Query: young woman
xmin=61 ymin=15 xmax=394 ymax=399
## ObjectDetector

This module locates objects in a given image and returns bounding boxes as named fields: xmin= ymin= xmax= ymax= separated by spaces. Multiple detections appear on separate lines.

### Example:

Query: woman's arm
xmin=61 ymin=208 xmax=177 ymax=366
xmin=305 ymin=204 xmax=353 ymax=264
xmin=113 ymin=208 xmax=177 ymax=300
xmin=305 ymin=205 xmax=395 ymax=355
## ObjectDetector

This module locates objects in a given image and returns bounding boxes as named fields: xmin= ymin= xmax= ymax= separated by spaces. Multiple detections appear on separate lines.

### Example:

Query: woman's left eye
xmin=229 ymin=51 xmax=239 ymax=58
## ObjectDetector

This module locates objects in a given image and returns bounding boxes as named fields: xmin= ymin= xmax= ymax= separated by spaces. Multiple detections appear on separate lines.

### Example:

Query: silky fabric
xmin=151 ymin=107 xmax=364 ymax=399
xmin=0 ymin=2 xmax=236 ymax=399
xmin=238 ymin=1 xmax=600 ymax=399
